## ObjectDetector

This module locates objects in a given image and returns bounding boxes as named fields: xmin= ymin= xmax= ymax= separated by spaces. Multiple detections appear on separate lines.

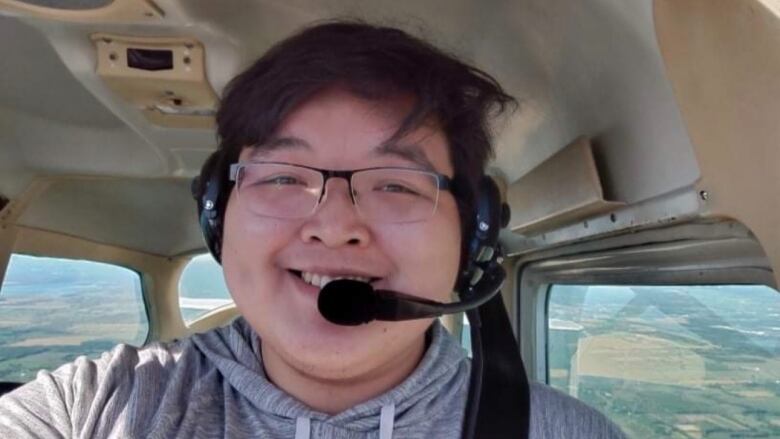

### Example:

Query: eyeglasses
xmin=229 ymin=161 xmax=452 ymax=223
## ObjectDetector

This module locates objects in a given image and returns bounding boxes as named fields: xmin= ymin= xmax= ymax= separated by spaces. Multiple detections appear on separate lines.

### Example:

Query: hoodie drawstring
xmin=293 ymin=405 xmax=394 ymax=439
xmin=379 ymin=403 xmax=396 ymax=439
xmin=295 ymin=416 xmax=311 ymax=439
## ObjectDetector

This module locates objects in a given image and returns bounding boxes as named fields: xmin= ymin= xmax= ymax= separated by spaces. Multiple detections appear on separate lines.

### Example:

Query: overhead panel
xmin=92 ymin=33 xmax=219 ymax=129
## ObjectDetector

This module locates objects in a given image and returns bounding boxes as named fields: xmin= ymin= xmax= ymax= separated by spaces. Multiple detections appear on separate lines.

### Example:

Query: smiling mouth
xmin=288 ymin=270 xmax=381 ymax=289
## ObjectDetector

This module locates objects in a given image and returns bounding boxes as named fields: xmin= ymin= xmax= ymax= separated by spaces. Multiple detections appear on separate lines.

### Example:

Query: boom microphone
xmin=318 ymin=271 xmax=504 ymax=326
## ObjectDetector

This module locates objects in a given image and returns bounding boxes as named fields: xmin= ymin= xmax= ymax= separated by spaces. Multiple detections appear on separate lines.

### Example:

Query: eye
xmin=376 ymin=182 xmax=420 ymax=195
xmin=259 ymin=175 xmax=307 ymax=186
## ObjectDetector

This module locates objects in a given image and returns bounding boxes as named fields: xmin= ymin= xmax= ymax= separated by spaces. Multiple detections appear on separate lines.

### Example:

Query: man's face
xmin=221 ymin=88 xmax=461 ymax=382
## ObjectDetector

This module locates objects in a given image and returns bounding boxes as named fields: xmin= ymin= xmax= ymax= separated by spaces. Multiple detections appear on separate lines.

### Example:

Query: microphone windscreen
xmin=318 ymin=279 xmax=378 ymax=326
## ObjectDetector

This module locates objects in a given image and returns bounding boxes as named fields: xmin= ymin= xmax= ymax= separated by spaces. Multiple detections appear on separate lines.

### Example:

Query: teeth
xmin=299 ymin=271 xmax=372 ymax=288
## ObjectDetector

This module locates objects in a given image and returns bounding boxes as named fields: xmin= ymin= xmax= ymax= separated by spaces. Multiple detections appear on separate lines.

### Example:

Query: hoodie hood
xmin=191 ymin=318 xmax=471 ymax=438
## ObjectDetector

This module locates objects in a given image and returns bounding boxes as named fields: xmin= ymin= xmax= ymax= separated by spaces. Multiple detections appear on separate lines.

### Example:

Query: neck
xmin=261 ymin=337 xmax=426 ymax=414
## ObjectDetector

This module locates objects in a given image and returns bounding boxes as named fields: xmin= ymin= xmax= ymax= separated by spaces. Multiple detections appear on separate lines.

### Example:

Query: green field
xmin=0 ymin=255 xmax=148 ymax=382
xmin=0 ymin=253 xmax=234 ymax=382
xmin=549 ymin=285 xmax=780 ymax=438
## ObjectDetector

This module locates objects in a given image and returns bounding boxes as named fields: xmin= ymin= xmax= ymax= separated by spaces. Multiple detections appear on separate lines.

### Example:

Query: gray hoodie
xmin=0 ymin=318 xmax=626 ymax=438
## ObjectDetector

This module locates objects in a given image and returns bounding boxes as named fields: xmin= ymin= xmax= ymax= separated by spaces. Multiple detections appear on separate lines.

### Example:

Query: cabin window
xmin=461 ymin=313 xmax=472 ymax=357
xmin=547 ymin=284 xmax=780 ymax=438
xmin=178 ymin=254 xmax=232 ymax=324
xmin=0 ymin=254 xmax=148 ymax=383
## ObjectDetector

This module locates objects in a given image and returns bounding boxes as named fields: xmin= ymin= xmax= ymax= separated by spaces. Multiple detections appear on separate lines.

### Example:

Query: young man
xmin=0 ymin=22 xmax=625 ymax=438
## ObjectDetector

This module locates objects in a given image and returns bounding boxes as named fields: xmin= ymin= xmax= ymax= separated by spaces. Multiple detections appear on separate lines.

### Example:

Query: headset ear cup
xmin=200 ymin=210 xmax=223 ymax=263
xmin=193 ymin=167 xmax=225 ymax=264
xmin=457 ymin=176 xmax=505 ymax=296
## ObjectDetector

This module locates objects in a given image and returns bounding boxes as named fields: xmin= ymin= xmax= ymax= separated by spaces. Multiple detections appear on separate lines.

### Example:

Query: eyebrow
xmin=373 ymin=141 xmax=437 ymax=173
xmin=247 ymin=136 xmax=312 ymax=160
xmin=247 ymin=135 xmax=439 ymax=173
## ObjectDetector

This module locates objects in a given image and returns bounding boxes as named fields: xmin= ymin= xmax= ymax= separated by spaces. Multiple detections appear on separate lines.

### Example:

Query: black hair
xmin=199 ymin=20 xmax=516 ymax=264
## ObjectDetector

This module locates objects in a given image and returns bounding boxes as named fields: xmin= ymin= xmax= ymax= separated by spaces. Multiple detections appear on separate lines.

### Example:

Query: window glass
xmin=0 ymin=254 xmax=148 ymax=382
xmin=548 ymin=284 xmax=780 ymax=438
xmin=461 ymin=313 xmax=473 ymax=357
xmin=178 ymin=254 xmax=232 ymax=324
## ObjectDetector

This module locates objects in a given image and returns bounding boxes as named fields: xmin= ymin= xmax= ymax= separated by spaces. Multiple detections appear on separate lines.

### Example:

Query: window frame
xmin=515 ymin=231 xmax=777 ymax=384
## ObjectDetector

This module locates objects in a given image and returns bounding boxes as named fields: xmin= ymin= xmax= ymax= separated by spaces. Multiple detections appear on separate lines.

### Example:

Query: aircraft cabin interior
xmin=0 ymin=0 xmax=778 ymax=437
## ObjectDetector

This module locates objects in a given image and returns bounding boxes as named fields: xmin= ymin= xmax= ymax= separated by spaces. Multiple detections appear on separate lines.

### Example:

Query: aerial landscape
xmin=0 ymin=254 xmax=236 ymax=383
xmin=0 ymin=255 xmax=148 ymax=383
xmin=549 ymin=284 xmax=780 ymax=438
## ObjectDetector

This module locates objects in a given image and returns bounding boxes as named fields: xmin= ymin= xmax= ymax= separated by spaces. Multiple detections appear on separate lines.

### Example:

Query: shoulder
xmin=61 ymin=318 xmax=251 ymax=393
xmin=0 ymin=322 xmax=243 ymax=437
xmin=0 ymin=341 xmax=181 ymax=437
xmin=0 ymin=335 xmax=199 ymax=407
xmin=529 ymin=382 xmax=627 ymax=439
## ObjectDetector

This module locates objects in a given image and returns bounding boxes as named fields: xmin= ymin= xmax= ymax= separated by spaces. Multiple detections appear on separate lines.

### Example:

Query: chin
xmin=270 ymin=318 xmax=431 ymax=379
xmin=274 ymin=334 xmax=379 ymax=380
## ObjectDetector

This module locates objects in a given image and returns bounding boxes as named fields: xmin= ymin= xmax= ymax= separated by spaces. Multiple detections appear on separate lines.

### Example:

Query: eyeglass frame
xmin=228 ymin=161 xmax=454 ymax=220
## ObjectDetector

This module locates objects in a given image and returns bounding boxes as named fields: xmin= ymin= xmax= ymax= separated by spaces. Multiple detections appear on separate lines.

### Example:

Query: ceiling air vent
xmin=126 ymin=48 xmax=173 ymax=71
xmin=92 ymin=34 xmax=218 ymax=129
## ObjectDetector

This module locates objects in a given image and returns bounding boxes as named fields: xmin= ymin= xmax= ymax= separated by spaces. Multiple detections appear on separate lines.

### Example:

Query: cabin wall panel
xmin=655 ymin=0 xmax=780 ymax=286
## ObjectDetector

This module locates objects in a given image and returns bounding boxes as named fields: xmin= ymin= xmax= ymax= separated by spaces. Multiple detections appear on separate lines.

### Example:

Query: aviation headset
xmin=192 ymin=153 xmax=529 ymax=439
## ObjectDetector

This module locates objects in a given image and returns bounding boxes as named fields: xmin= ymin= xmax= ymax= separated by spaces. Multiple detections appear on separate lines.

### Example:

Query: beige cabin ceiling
xmin=0 ymin=0 xmax=772 ymax=265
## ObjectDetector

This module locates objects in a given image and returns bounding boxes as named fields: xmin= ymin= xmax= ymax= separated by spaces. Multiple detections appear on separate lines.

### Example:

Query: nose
xmin=299 ymin=178 xmax=371 ymax=247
